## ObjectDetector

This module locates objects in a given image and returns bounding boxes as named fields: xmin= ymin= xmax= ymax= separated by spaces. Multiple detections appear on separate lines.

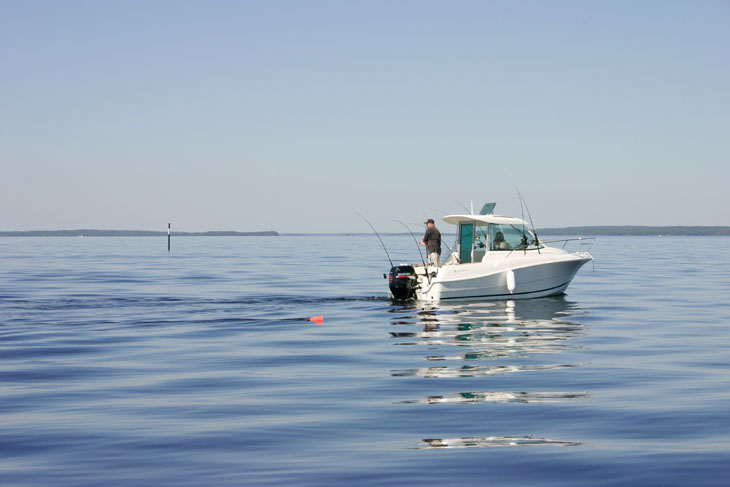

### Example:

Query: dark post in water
xmin=168 ymin=223 xmax=171 ymax=252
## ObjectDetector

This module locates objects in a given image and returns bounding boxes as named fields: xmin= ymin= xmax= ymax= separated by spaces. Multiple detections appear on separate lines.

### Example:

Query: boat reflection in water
xmin=422 ymin=436 xmax=582 ymax=449
xmin=388 ymin=296 xmax=588 ymax=449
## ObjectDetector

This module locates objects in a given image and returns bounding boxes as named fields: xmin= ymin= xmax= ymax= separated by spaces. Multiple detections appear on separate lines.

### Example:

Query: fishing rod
xmin=517 ymin=188 xmax=527 ymax=255
xmin=356 ymin=212 xmax=394 ymax=267
xmin=418 ymin=218 xmax=460 ymax=262
xmin=516 ymin=189 xmax=540 ymax=254
xmin=393 ymin=219 xmax=430 ymax=285
xmin=448 ymin=195 xmax=470 ymax=214
xmin=443 ymin=238 xmax=461 ymax=263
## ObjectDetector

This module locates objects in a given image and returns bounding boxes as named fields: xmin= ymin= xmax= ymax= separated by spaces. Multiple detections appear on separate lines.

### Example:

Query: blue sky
xmin=2 ymin=1 xmax=728 ymax=232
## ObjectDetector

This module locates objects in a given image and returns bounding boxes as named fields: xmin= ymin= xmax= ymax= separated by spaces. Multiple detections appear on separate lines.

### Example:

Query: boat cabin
xmin=442 ymin=214 xmax=543 ymax=264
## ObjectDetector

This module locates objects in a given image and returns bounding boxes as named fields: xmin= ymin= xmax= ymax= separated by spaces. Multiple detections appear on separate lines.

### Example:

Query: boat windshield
xmin=489 ymin=224 xmax=541 ymax=251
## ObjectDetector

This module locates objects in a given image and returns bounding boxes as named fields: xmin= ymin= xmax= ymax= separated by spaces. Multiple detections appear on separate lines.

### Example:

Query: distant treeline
xmin=0 ymin=229 xmax=279 ymax=237
xmin=537 ymin=226 xmax=730 ymax=236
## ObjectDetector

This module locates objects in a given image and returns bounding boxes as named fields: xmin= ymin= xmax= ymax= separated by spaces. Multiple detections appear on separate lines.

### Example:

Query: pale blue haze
xmin=1 ymin=1 xmax=728 ymax=232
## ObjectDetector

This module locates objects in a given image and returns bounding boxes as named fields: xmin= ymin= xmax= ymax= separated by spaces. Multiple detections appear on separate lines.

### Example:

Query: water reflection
xmin=389 ymin=296 xmax=588 ymax=448
xmin=390 ymin=297 xmax=586 ymax=378
xmin=400 ymin=391 xmax=588 ymax=405
xmin=391 ymin=363 xmax=576 ymax=378
xmin=420 ymin=436 xmax=582 ymax=449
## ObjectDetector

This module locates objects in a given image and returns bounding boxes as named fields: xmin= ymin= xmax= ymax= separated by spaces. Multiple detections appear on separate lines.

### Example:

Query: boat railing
xmin=439 ymin=237 xmax=595 ymax=266
xmin=540 ymin=237 xmax=595 ymax=253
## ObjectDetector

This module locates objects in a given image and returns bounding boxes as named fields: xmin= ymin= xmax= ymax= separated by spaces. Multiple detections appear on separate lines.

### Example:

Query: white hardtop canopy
xmin=442 ymin=214 xmax=530 ymax=227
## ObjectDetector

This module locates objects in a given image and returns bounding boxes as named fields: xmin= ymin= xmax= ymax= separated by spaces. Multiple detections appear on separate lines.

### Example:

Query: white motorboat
xmin=388 ymin=206 xmax=593 ymax=301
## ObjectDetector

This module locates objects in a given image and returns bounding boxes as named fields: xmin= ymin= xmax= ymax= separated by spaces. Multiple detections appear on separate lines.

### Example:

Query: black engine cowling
xmin=389 ymin=265 xmax=417 ymax=301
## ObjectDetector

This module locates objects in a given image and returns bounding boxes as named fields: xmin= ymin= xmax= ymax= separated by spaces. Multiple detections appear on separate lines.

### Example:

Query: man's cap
xmin=424 ymin=218 xmax=435 ymax=224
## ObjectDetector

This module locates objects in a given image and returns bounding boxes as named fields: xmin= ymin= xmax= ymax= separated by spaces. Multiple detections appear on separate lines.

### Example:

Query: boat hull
xmin=414 ymin=251 xmax=591 ymax=302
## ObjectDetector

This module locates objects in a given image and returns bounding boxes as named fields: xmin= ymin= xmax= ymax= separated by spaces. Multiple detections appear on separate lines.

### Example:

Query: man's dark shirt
xmin=423 ymin=227 xmax=442 ymax=254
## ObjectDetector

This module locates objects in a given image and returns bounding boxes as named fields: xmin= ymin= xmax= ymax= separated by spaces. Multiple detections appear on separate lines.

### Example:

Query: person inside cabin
xmin=419 ymin=218 xmax=442 ymax=268
xmin=493 ymin=231 xmax=511 ymax=250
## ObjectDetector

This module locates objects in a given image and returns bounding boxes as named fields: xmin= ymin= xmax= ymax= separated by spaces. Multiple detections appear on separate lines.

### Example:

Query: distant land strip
xmin=2 ymin=226 xmax=730 ymax=237
xmin=0 ymin=230 xmax=279 ymax=237
xmin=287 ymin=226 xmax=730 ymax=236
xmin=536 ymin=226 xmax=730 ymax=236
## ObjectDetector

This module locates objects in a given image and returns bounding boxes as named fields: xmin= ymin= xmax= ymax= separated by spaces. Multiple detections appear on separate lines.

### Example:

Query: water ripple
xmin=2 ymin=236 xmax=730 ymax=486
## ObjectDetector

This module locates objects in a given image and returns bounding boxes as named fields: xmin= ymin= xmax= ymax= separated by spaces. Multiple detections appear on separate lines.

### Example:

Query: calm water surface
xmin=1 ymin=236 xmax=729 ymax=486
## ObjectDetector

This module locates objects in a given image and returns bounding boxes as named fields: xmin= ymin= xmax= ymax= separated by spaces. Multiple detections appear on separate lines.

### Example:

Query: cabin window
xmin=473 ymin=225 xmax=489 ymax=262
xmin=489 ymin=224 xmax=539 ymax=251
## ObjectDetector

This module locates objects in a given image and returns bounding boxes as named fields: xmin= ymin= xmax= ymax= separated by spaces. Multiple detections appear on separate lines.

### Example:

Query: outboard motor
xmin=388 ymin=265 xmax=417 ymax=301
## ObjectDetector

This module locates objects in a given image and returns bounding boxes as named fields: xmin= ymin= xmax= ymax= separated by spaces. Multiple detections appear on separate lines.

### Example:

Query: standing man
xmin=419 ymin=218 xmax=442 ymax=268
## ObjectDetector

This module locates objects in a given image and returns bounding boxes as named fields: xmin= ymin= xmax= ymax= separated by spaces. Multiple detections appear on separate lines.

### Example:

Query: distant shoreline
xmin=0 ymin=230 xmax=279 ymax=237
xmin=1 ymin=226 xmax=730 ymax=237
xmin=535 ymin=226 xmax=730 ymax=236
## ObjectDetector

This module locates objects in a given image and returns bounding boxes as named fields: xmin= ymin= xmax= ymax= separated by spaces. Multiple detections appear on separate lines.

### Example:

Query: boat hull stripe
xmin=438 ymin=280 xmax=572 ymax=301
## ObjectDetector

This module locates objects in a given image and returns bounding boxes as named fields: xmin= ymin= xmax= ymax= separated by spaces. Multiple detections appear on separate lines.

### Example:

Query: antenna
xmin=356 ymin=212 xmax=393 ymax=267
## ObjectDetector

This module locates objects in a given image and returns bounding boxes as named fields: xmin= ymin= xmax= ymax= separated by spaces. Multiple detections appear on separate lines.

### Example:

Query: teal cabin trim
xmin=459 ymin=223 xmax=474 ymax=263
